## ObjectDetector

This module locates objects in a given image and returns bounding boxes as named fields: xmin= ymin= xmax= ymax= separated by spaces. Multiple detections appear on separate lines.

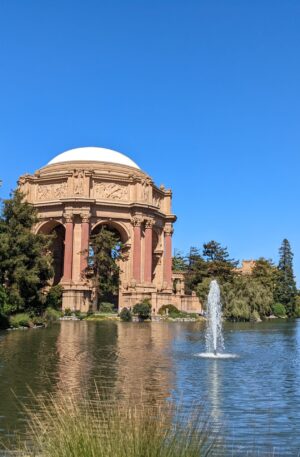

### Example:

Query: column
xmin=144 ymin=218 xmax=154 ymax=283
xmin=132 ymin=216 xmax=142 ymax=283
xmin=80 ymin=213 xmax=91 ymax=276
xmin=63 ymin=212 xmax=74 ymax=281
xmin=163 ymin=224 xmax=173 ymax=288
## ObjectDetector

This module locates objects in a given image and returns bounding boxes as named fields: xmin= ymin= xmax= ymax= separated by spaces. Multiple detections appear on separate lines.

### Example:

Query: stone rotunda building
xmin=18 ymin=147 xmax=201 ymax=314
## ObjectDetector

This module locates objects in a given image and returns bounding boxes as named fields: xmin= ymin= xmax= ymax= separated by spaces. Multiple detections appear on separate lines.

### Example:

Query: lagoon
xmin=0 ymin=320 xmax=300 ymax=456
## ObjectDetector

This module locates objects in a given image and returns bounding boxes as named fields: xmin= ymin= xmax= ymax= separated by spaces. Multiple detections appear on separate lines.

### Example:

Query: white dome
xmin=47 ymin=147 xmax=140 ymax=169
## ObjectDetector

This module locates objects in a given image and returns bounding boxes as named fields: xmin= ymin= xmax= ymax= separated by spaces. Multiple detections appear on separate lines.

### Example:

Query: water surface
xmin=0 ymin=320 xmax=299 ymax=456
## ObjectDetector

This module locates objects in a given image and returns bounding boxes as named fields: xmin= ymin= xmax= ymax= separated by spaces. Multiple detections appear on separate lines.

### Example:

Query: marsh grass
xmin=14 ymin=388 xmax=217 ymax=457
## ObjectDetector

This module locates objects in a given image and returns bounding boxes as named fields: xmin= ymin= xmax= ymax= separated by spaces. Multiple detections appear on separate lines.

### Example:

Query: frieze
xmin=93 ymin=182 xmax=128 ymax=201
xmin=36 ymin=182 xmax=68 ymax=201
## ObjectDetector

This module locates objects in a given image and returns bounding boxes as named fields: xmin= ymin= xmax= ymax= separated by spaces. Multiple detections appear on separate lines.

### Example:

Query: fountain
xmin=198 ymin=280 xmax=236 ymax=359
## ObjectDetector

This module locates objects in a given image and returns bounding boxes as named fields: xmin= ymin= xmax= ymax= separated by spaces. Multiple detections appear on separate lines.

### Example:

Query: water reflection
xmin=1 ymin=320 xmax=300 ymax=455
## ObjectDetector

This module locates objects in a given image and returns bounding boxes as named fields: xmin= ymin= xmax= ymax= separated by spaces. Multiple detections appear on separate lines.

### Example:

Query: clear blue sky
xmin=1 ymin=1 xmax=300 ymax=280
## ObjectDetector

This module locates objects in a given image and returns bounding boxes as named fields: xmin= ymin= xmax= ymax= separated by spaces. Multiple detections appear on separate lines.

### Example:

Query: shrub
xmin=133 ymin=301 xmax=151 ymax=320
xmin=119 ymin=307 xmax=132 ymax=322
xmin=45 ymin=285 xmax=63 ymax=310
xmin=272 ymin=303 xmax=287 ymax=317
xmin=44 ymin=307 xmax=62 ymax=322
xmin=294 ymin=296 xmax=300 ymax=318
xmin=158 ymin=304 xmax=180 ymax=316
xmin=9 ymin=313 xmax=31 ymax=328
xmin=74 ymin=310 xmax=84 ymax=320
xmin=99 ymin=302 xmax=115 ymax=313
xmin=32 ymin=315 xmax=45 ymax=326
xmin=64 ymin=308 xmax=72 ymax=316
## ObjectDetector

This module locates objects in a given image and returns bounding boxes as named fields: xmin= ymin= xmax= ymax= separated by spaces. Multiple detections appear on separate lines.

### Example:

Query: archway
xmin=90 ymin=222 xmax=125 ymax=309
xmin=38 ymin=220 xmax=66 ymax=285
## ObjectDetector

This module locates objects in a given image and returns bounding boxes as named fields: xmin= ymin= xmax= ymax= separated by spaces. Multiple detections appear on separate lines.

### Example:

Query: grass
xmin=9 ymin=312 xmax=31 ymax=328
xmin=14 ymin=390 xmax=216 ymax=457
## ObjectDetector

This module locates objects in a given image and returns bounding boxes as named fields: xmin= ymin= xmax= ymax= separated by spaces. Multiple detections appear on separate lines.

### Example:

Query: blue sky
xmin=1 ymin=1 xmax=300 ymax=280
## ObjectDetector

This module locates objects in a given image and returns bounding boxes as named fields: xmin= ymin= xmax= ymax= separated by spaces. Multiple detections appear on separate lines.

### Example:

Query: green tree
xmin=172 ymin=250 xmax=187 ymax=271
xmin=185 ymin=247 xmax=208 ymax=294
xmin=0 ymin=190 xmax=53 ymax=314
xmin=133 ymin=301 xmax=151 ymax=320
xmin=88 ymin=226 xmax=123 ymax=306
xmin=275 ymin=239 xmax=297 ymax=316
xmin=203 ymin=240 xmax=238 ymax=282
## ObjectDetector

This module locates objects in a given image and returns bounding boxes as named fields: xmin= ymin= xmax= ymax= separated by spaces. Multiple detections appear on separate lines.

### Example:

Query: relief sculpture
xmin=94 ymin=182 xmax=128 ymax=201
xmin=37 ymin=182 xmax=68 ymax=201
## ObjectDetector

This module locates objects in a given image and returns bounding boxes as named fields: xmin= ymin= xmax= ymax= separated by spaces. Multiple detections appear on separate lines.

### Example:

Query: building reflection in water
xmin=55 ymin=321 xmax=175 ymax=405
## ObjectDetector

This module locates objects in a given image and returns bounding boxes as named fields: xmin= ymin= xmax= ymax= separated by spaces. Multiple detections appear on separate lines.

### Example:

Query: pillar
xmin=63 ymin=212 xmax=74 ymax=281
xmin=80 ymin=213 xmax=91 ymax=276
xmin=163 ymin=224 xmax=173 ymax=288
xmin=132 ymin=216 xmax=142 ymax=283
xmin=144 ymin=218 xmax=154 ymax=283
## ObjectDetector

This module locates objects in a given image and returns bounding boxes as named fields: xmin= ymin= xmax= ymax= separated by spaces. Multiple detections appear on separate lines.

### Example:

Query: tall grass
xmin=17 ymin=390 xmax=217 ymax=457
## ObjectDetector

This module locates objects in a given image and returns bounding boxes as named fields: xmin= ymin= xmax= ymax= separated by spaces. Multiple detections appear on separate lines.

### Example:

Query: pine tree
xmin=203 ymin=240 xmax=238 ymax=282
xmin=275 ymin=239 xmax=297 ymax=316
xmin=0 ymin=190 xmax=53 ymax=314
xmin=88 ymin=226 xmax=123 ymax=306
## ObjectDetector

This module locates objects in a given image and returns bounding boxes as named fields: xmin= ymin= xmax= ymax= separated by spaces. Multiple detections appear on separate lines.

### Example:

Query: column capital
xmin=63 ymin=211 xmax=74 ymax=223
xmin=144 ymin=217 xmax=155 ymax=229
xmin=131 ymin=215 xmax=143 ymax=227
xmin=80 ymin=212 xmax=91 ymax=223
xmin=164 ymin=224 xmax=174 ymax=236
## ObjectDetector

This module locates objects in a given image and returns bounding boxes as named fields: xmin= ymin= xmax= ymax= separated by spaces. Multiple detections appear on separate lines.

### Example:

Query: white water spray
xmin=197 ymin=280 xmax=237 ymax=359
xmin=205 ymin=280 xmax=224 ymax=355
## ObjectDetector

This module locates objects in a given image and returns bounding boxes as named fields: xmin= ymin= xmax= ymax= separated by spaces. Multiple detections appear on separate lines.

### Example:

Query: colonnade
xmin=62 ymin=212 xmax=173 ymax=289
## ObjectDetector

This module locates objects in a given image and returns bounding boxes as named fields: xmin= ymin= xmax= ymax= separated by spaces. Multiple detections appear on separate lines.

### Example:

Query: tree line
xmin=173 ymin=239 xmax=299 ymax=321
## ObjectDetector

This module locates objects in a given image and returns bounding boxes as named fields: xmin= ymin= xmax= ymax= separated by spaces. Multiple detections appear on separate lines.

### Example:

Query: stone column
xmin=132 ymin=216 xmax=142 ymax=283
xmin=80 ymin=212 xmax=91 ymax=276
xmin=63 ymin=212 xmax=74 ymax=281
xmin=163 ymin=224 xmax=173 ymax=288
xmin=144 ymin=218 xmax=154 ymax=283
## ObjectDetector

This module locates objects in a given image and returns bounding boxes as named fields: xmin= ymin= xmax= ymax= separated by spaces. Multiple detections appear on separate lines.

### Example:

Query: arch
xmin=37 ymin=220 xmax=66 ymax=286
xmin=91 ymin=220 xmax=130 ymax=244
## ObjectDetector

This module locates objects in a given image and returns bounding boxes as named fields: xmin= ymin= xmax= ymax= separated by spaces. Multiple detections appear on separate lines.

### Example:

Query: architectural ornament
xmin=37 ymin=182 xmax=68 ymax=201
xmin=94 ymin=182 xmax=128 ymax=201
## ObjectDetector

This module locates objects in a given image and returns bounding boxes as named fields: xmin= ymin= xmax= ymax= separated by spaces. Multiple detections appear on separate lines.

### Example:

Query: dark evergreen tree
xmin=275 ymin=239 xmax=297 ymax=316
xmin=88 ymin=226 xmax=123 ymax=306
xmin=203 ymin=240 xmax=238 ymax=282
xmin=172 ymin=250 xmax=187 ymax=271
xmin=0 ymin=190 xmax=53 ymax=314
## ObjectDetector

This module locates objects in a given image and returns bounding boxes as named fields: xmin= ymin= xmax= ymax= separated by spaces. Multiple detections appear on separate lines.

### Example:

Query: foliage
xmin=272 ymin=303 xmax=287 ymax=318
xmin=44 ymin=285 xmax=63 ymax=310
xmin=250 ymin=310 xmax=261 ymax=323
xmin=172 ymin=250 xmax=187 ymax=272
xmin=133 ymin=299 xmax=152 ymax=320
xmin=158 ymin=304 xmax=180 ymax=315
xmin=17 ymin=391 xmax=216 ymax=457
xmin=119 ymin=307 xmax=132 ymax=322
xmin=0 ymin=313 xmax=9 ymax=329
xmin=64 ymin=308 xmax=72 ymax=316
xmin=88 ymin=227 xmax=123 ymax=305
xmin=0 ymin=190 xmax=53 ymax=315
xmin=275 ymin=239 xmax=297 ymax=316
xmin=295 ymin=296 xmax=300 ymax=318
xmin=9 ymin=312 xmax=31 ymax=328
xmin=99 ymin=302 xmax=115 ymax=313
xmin=44 ymin=307 xmax=62 ymax=322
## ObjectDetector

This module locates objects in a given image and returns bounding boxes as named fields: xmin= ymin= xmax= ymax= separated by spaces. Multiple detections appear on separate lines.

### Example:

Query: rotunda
xmin=18 ymin=147 xmax=201 ymax=314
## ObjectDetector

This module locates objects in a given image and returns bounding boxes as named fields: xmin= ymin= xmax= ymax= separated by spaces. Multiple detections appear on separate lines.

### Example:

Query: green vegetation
xmin=16 ymin=392 xmax=215 ymax=457
xmin=88 ymin=226 xmax=123 ymax=307
xmin=9 ymin=312 xmax=31 ymax=328
xmin=119 ymin=307 xmax=132 ymax=321
xmin=133 ymin=299 xmax=152 ymax=321
xmin=272 ymin=303 xmax=287 ymax=318
xmin=44 ymin=285 xmax=63 ymax=310
xmin=99 ymin=302 xmax=115 ymax=313
xmin=173 ymin=239 xmax=299 ymax=322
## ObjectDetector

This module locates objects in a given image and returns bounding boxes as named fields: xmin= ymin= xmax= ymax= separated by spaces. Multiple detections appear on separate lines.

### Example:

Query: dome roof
xmin=47 ymin=147 xmax=140 ymax=169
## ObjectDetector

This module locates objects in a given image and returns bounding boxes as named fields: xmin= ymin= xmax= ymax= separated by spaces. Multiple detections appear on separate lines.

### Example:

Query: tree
xmin=275 ymin=239 xmax=297 ymax=316
xmin=185 ymin=247 xmax=208 ymax=295
xmin=203 ymin=240 xmax=238 ymax=282
xmin=119 ymin=307 xmax=132 ymax=322
xmin=172 ymin=250 xmax=187 ymax=272
xmin=88 ymin=226 xmax=123 ymax=306
xmin=0 ymin=190 xmax=53 ymax=314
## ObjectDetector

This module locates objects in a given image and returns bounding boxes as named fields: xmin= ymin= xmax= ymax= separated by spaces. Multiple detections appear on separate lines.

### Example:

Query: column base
xmin=61 ymin=282 xmax=92 ymax=313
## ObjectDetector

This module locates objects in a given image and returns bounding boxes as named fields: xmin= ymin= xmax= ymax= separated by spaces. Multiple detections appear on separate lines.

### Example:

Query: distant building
xmin=235 ymin=260 xmax=256 ymax=275
xmin=18 ymin=146 xmax=201 ymax=314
